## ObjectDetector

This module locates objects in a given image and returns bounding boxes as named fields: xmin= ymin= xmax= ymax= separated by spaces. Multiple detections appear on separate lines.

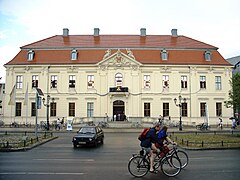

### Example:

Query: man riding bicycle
xmin=140 ymin=123 xmax=161 ymax=173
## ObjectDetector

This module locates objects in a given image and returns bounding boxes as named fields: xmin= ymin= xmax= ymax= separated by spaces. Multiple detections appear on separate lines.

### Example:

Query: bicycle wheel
xmin=176 ymin=150 xmax=189 ymax=169
xmin=128 ymin=155 xmax=149 ymax=178
xmin=161 ymin=156 xmax=181 ymax=177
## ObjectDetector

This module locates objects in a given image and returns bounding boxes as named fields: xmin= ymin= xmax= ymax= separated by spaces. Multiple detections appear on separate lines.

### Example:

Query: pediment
xmin=97 ymin=49 xmax=142 ymax=69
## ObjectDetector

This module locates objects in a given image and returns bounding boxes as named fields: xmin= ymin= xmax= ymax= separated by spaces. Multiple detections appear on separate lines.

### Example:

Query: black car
xmin=72 ymin=126 xmax=104 ymax=148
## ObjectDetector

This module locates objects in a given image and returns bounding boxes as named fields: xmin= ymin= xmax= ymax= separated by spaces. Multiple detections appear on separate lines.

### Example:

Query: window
xmin=51 ymin=75 xmax=57 ymax=88
xmin=200 ymin=102 xmax=206 ymax=117
xmin=200 ymin=76 xmax=206 ymax=89
xmin=31 ymin=102 xmax=36 ymax=116
xmin=216 ymin=102 xmax=222 ymax=117
xmin=27 ymin=50 xmax=35 ymax=61
xmin=16 ymin=75 xmax=23 ymax=89
xmin=115 ymin=73 xmax=123 ymax=87
xmin=181 ymin=76 xmax=187 ymax=89
xmin=87 ymin=75 xmax=95 ymax=88
xmin=215 ymin=76 xmax=222 ymax=90
xmin=163 ymin=103 xmax=169 ymax=117
xmin=144 ymin=103 xmax=150 ymax=117
xmin=50 ymin=102 xmax=56 ymax=116
xmin=87 ymin=102 xmax=94 ymax=117
xmin=71 ymin=49 xmax=78 ymax=60
xmin=204 ymin=50 xmax=212 ymax=61
xmin=161 ymin=49 xmax=168 ymax=60
xmin=32 ymin=75 xmax=38 ymax=88
xmin=15 ymin=102 xmax=22 ymax=116
xmin=162 ymin=75 xmax=169 ymax=89
xmin=69 ymin=75 xmax=76 ymax=88
xmin=69 ymin=103 xmax=75 ymax=116
xmin=144 ymin=75 xmax=150 ymax=88
xmin=182 ymin=103 xmax=188 ymax=117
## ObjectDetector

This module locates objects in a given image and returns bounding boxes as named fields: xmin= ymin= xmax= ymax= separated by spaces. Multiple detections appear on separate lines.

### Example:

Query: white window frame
xmin=115 ymin=73 xmax=123 ymax=87
xmin=161 ymin=49 xmax=168 ymax=60
xmin=181 ymin=75 xmax=187 ymax=89
xmin=87 ymin=102 xmax=94 ymax=117
xmin=27 ymin=50 xmax=35 ymax=61
xmin=87 ymin=75 xmax=95 ymax=88
xmin=215 ymin=76 xmax=222 ymax=90
xmin=16 ymin=75 xmax=23 ymax=89
xmin=162 ymin=75 xmax=169 ymax=89
xmin=51 ymin=75 xmax=58 ymax=88
xmin=69 ymin=75 xmax=76 ymax=88
xmin=71 ymin=49 xmax=78 ymax=60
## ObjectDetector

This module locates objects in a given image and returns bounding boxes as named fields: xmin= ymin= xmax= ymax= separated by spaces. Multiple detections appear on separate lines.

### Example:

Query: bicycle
xmin=128 ymin=148 xmax=181 ymax=178
xmin=196 ymin=123 xmax=209 ymax=130
xmin=155 ymin=144 xmax=188 ymax=169
xmin=98 ymin=121 xmax=109 ymax=128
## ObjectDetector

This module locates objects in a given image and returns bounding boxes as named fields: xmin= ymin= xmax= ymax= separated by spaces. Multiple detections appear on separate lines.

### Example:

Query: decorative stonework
xmin=126 ymin=49 xmax=135 ymax=59
xmin=103 ymin=49 xmax=111 ymax=60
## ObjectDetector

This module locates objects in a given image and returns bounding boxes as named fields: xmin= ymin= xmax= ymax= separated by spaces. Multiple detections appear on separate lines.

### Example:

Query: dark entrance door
xmin=113 ymin=100 xmax=125 ymax=121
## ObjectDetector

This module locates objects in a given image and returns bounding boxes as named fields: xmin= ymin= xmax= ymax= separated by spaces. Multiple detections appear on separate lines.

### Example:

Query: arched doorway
xmin=113 ymin=100 xmax=125 ymax=121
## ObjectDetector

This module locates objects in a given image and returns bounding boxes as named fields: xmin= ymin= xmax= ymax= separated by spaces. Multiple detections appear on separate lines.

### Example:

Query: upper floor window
xmin=50 ymin=102 xmax=57 ymax=116
xmin=115 ymin=73 xmax=123 ymax=87
xmin=144 ymin=75 xmax=150 ymax=88
xmin=216 ymin=102 xmax=222 ymax=117
xmin=88 ymin=75 xmax=95 ymax=88
xmin=144 ymin=102 xmax=150 ymax=117
xmin=161 ymin=49 xmax=168 ymax=60
xmin=32 ymin=75 xmax=38 ymax=88
xmin=215 ymin=76 xmax=222 ymax=90
xmin=16 ymin=75 xmax=23 ymax=89
xmin=200 ymin=76 xmax=206 ymax=89
xmin=204 ymin=50 xmax=212 ymax=61
xmin=15 ymin=102 xmax=22 ymax=116
xmin=69 ymin=102 xmax=75 ymax=116
xmin=163 ymin=103 xmax=169 ymax=117
xmin=162 ymin=75 xmax=169 ymax=89
xmin=181 ymin=76 xmax=187 ymax=89
xmin=71 ymin=49 xmax=78 ymax=60
xmin=27 ymin=50 xmax=35 ymax=61
xmin=182 ymin=103 xmax=188 ymax=117
xmin=69 ymin=75 xmax=76 ymax=88
xmin=51 ymin=75 xmax=57 ymax=88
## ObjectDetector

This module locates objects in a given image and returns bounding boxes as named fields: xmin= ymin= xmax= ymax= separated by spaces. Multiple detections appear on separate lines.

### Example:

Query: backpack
xmin=138 ymin=128 xmax=150 ymax=141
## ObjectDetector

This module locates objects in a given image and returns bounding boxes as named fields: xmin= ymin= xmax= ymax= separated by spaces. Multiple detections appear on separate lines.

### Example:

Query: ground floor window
xmin=15 ymin=102 xmax=22 ymax=116
xmin=216 ymin=102 xmax=222 ymax=116
xmin=163 ymin=103 xmax=169 ymax=117
xmin=200 ymin=102 xmax=206 ymax=117
xmin=50 ymin=102 xmax=56 ymax=117
xmin=31 ymin=102 xmax=36 ymax=116
xmin=69 ymin=103 xmax=75 ymax=116
xmin=87 ymin=102 xmax=94 ymax=117
xmin=144 ymin=103 xmax=150 ymax=117
xmin=182 ymin=103 xmax=188 ymax=117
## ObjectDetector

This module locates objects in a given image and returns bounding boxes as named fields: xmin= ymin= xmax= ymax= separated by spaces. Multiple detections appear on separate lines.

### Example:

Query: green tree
xmin=225 ymin=73 xmax=240 ymax=118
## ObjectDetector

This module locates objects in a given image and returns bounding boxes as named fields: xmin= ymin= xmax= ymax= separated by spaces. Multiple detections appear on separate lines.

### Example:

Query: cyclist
xmin=155 ymin=126 xmax=176 ymax=152
xmin=140 ymin=123 xmax=161 ymax=173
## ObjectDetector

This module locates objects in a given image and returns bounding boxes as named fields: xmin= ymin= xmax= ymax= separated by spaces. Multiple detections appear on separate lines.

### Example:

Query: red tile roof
xmin=5 ymin=34 xmax=231 ymax=66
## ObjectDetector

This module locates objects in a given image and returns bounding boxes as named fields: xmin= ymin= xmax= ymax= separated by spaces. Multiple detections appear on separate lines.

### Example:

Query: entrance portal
xmin=113 ymin=100 xmax=125 ymax=121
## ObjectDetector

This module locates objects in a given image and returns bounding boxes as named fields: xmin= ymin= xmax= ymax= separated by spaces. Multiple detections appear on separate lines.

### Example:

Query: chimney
xmin=63 ymin=28 xmax=69 ymax=36
xmin=94 ymin=28 xmax=100 ymax=36
xmin=171 ymin=29 xmax=178 ymax=37
xmin=140 ymin=28 xmax=146 ymax=36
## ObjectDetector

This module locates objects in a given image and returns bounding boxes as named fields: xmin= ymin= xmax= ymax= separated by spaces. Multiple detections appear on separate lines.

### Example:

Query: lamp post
xmin=42 ymin=95 xmax=54 ymax=130
xmin=174 ymin=95 xmax=186 ymax=131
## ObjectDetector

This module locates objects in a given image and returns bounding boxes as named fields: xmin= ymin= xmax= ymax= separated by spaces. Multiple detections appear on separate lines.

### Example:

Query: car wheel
xmin=73 ymin=143 xmax=77 ymax=148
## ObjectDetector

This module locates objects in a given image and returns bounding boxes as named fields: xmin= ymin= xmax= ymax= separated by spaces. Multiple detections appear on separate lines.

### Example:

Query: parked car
xmin=72 ymin=126 xmax=104 ymax=148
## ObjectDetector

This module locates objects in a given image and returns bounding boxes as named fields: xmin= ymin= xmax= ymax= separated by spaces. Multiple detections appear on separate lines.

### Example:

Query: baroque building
xmin=3 ymin=28 xmax=232 ymax=126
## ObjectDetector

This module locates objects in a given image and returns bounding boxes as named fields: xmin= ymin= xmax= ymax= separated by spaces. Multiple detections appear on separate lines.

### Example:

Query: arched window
xmin=161 ymin=49 xmax=168 ymax=60
xmin=71 ymin=49 xmax=78 ymax=60
xmin=204 ymin=50 xmax=212 ymax=61
xmin=27 ymin=50 xmax=35 ymax=61
xmin=115 ymin=73 xmax=123 ymax=87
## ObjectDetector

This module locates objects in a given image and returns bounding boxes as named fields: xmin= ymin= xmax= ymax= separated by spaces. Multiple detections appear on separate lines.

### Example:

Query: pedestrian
xmin=158 ymin=115 xmax=163 ymax=125
xmin=218 ymin=118 xmax=223 ymax=129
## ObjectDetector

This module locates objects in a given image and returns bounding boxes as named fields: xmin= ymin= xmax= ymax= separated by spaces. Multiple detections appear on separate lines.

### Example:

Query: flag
xmin=23 ymin=84 xmax=28 ymax=105
xmin=8 ymin=85 xmax=16 ymax=105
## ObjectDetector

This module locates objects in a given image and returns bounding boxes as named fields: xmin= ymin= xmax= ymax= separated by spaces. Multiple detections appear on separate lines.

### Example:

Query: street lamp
xmin=174 ymin=95 xmax=186 ymax=131
xmin=42 ymin=95 xmax=55 ymax=130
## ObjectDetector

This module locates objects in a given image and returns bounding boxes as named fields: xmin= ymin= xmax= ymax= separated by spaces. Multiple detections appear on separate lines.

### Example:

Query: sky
xmin=0 ymin=0 xmax=240 ymax=83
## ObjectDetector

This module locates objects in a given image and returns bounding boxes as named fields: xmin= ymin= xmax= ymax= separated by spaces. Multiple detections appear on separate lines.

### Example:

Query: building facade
xmin=3 ymin=28 xmax=233 ymax=126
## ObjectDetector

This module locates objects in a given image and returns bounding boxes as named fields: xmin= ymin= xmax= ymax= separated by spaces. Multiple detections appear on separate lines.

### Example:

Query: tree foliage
xmin=225 ymin=73 xmax=240 ymax=114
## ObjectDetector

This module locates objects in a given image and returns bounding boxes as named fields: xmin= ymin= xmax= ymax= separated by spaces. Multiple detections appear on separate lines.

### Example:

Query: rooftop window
xmin=204 ymin=50 xmax=212 ymax=61
xmin=161 ymin=49 xmax=168 ymax=60
xmin=71 ymin=49 xmax=78 ymax=60
xmin=27 ymin=50 xmax=35 ymax=61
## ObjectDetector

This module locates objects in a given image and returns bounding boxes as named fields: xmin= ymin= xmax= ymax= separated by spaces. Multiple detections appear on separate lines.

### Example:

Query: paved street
xmin=0 ymin=131 xmax=240 ymax=180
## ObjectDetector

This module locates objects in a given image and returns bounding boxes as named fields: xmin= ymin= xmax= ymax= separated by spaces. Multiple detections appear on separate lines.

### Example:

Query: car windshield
xmin=78 ymin=127 xmax=96 ymax=134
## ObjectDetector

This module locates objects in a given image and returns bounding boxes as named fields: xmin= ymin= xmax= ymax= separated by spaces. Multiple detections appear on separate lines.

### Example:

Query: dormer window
xmin=204 ymin=50 xmax=212 ymax=61
xmin=71 ymin=49 xmax=78 ymax=60
xmin=27 ymin=50 xmax=35 ymax=61
xmin=161 ymin=49 xmax=168 ymax=60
